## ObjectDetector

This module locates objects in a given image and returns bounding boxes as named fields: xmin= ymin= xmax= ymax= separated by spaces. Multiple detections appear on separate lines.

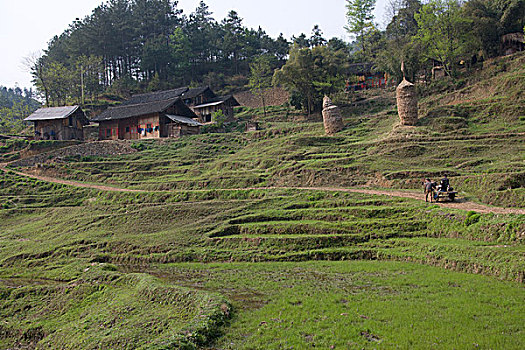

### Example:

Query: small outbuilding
xmin=25 ymin=106 xmax=89 ymax=141
xmin=502 ymin=33 xmax=525 ymax=56
xmin=193 ymin=95 xmax=240 ymax=123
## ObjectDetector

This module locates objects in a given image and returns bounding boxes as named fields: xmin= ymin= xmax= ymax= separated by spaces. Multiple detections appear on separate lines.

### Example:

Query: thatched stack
xmin=322 ymin=96 xmax=344 ymax=135
xmin=396 ymin=78 xmax=418 ymax=125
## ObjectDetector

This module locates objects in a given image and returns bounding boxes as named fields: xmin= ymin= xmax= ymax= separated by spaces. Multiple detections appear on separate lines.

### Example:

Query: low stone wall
xmin=11 ymin=141 xmax=137 ymax=167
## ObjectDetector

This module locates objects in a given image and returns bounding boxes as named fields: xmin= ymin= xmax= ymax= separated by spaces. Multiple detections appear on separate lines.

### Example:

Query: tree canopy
xmin=22 ymin=0 xmax=525 ymax=114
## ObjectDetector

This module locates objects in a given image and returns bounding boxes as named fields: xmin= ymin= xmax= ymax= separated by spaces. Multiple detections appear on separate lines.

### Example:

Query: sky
xmin=0 ymin=0 xmax=389 ymax=89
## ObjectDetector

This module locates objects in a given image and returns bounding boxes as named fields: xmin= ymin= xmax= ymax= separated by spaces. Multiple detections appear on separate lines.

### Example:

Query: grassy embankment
xmin=0 ymin=52 xmax=524 ymax=348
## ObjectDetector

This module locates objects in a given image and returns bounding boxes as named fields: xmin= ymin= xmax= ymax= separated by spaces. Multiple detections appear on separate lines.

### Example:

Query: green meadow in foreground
xmin=0 ymin=169 xmax=523 ymax=348
xmin=151 ymin=261 xmax=525 ymax=349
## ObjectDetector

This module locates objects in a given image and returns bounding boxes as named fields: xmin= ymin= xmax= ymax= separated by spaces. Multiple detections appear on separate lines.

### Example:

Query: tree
xmin=273 ymin=45 xmax=349 ymax=115
xmin=345 ymin=0 xmax=377 ymax=57
xmin=310 ymin=25 xmax=327 ymax=47
xmin=463 ymin=0 xmax=502 ymax=59
xmin=221 ymin=11 xmax=245 ymax=74
xmin=414 ymin=0 xmax=476 ymax=77
xmin=375 ymin=0 xmax=423 ymax=82
xmin=248 ymin=55 xmax=274 ymax=118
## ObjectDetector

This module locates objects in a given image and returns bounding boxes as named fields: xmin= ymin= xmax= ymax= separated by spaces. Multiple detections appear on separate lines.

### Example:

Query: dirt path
xmin=0 ymin=164 xmax=143 ymax=193
xmin=1 ymin=164 xmax=523 ymax=215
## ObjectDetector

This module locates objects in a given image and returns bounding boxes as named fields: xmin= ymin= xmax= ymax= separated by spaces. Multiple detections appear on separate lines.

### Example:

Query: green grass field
xmin=0 ymin=53 xmax=524 ymax=348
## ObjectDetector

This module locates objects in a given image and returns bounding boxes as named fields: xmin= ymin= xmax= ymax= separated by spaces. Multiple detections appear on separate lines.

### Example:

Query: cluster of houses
xmin=25 ymin=86 xmax=240 ymax=141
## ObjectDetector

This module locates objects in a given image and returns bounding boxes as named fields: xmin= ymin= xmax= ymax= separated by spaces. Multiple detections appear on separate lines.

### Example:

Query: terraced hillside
xmin=16 ymin=53 xmax=525 ymax=208
xmin=0 ymin=53 xmax=524 ymax=349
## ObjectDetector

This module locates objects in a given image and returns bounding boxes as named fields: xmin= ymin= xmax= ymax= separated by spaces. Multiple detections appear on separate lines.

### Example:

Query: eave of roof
xmin=166 ymin=115 xmax=203 ymax=126
xmin=92 ymin=97 xmax=198 ymax=122
xmin=193 ymin=100 xmax=224 ymax=109
xmin=193 ymin=95 xmax=239 ymax=109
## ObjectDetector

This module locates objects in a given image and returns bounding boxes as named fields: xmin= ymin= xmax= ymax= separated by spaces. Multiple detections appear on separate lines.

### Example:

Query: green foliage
xmin=414 ymin=0 xmax=477 ymax=77
xmin=212 ymin=109 xmax=227 ymax=128
xmin=345 ymin=0 xmax=377 ymax=57
xmin=31 ymin=0 xmax=290 ymax=101
xmin=248 ymin=55 xmax=275 ymax=118
xmin=273 ymin=45 xmax=349 ymax=114
xmin=0 ymin=86 xmax=40 ymax=134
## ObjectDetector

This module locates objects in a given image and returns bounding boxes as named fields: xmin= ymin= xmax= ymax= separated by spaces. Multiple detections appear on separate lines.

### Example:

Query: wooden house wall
xmin=184 ymin=89 xmax=215 ymax=107
xmin=136 ymin=114 xmax=161 ymax=139
xmin=195 ymin=101 xmax=235 ymax=123
xmin=97 ymin=102 xmax=197 ymax=140
xmin=99 ymin=121 xmax=120 ymax=140
xmin=34 ymin=112 xmax=85 ymax=141
xmin=167 ymin=124 xmax=200 ymax=138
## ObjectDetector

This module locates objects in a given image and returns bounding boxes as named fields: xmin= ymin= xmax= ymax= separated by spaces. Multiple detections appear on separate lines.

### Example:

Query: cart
xmin=435 ymin=190 xmax=457 ymax=202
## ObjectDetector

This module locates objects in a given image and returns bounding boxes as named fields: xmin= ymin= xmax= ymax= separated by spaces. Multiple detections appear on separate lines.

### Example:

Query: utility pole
xmin=80 ymin=64 xmax=85 ymax=105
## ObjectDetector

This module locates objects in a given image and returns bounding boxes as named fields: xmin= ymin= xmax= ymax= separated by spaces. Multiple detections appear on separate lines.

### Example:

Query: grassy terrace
xmin=1 ymin=53 xmax=524 ymax=348
xmin=1 ymin=169 xmax=524 ymax=348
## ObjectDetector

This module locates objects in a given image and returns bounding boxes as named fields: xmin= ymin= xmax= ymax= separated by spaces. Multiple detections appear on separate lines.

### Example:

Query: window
xmin=106 ymin=128 xmax=111 ymax=137
xmin=68 ymin=116 xmax=73 ymax=127
xmin=125 ymin=126 xmax=130 ymax=133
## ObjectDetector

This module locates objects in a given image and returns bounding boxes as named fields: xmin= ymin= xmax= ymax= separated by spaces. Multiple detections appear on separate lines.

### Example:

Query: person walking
xmin=424 ymin=178 xmax=436 ymax=202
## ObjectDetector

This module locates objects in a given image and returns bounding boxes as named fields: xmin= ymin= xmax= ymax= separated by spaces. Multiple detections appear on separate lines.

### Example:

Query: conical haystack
xmin=322 ymin=96 xmax=344 ymax=135
xmin=396 ymin=78 xmax=418 ymax=125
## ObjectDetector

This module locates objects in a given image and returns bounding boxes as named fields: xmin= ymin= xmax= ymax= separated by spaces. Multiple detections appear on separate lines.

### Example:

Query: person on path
xmin=424 ymin=178 xmax=436 ymax=202
xmin=440 ymin=174 xmax=450 ymax=192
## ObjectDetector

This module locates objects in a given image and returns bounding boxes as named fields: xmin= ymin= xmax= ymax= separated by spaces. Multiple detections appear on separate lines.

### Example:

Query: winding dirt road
xmin=1 ymin=164 xmax=524 ymax=215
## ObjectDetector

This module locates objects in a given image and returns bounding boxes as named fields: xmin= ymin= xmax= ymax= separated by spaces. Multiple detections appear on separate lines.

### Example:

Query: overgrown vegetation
xmin=0 ymin=86 xmax=40 ymax=134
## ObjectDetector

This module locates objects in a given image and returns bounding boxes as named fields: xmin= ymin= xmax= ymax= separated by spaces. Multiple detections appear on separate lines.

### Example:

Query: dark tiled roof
xmin=166 ymin=115 xmax=203 ymax=126
xmin=194 ymin=95 xmax=240 ymax=109
xmin=181 ymin=86 xmax=213 ymax=99
xmin=25 ymin=106 xmax=79 ymax=121
xmin=120 ymin=87 xmax=189 ymax=106
xmin=92 ymin=98 xmax=196 ymax=122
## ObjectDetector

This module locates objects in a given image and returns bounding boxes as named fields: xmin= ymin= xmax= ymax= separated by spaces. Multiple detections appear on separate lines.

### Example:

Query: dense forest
xmin=21 ymin=0 xmax=525 ymax=112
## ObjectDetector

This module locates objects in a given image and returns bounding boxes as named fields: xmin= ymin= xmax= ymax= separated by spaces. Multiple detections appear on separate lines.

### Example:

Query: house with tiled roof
xmin=92 ymin=91 xmax=201 ymax=140
xmin=25 ymin=106 xmax=89 ymax=141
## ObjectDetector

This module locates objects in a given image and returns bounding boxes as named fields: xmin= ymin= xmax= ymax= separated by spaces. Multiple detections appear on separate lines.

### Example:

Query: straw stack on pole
xmin=396 ymin=62 xmax=418 ymax=125
xmin=322 ymin=96 xmax=344 ymax=135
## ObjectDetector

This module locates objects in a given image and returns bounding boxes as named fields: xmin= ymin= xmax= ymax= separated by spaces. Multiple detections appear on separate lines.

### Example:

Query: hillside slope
xmin=0 ymin=53 xmax=523 ymax=349
xmin=17 ymin=52 xmax=525 ymax=208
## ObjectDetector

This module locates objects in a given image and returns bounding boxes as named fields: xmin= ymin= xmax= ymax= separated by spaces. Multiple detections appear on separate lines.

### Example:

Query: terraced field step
xmin=209 ymin=231 xmax=428 ymax=250
xmin=208 ymin=219 xmax=425 ymax=238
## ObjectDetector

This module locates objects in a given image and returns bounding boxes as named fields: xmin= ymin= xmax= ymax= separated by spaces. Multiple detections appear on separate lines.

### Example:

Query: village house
xmin=92 ymin=90 xmax=202 ymax=140
xmin=181 ymin=87 xmax=240 ymax=123
xmin=92 ymin=87 xmax=240 ymax=139
xmin=345 ymin=63 xmax=389 ymax=91
xmin=25 ymin=105 xmax=89 ymax=141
